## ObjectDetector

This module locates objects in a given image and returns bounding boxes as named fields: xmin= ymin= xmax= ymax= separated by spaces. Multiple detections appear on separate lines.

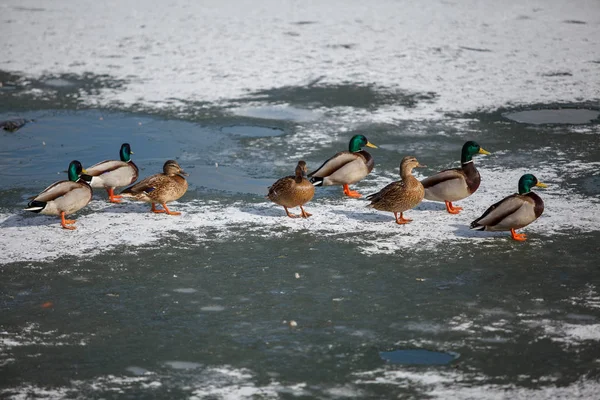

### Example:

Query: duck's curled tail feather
xmin=310 ymin=177 xmax=324 ymax=187
xmin=24 ymin=200 xmax=46 ymax=213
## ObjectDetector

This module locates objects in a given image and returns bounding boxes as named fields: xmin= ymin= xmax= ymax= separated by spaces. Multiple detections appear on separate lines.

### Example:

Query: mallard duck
xmin=366 ymin=156 xmax=425 ymax=224
xmin=421 ymin=141 xmax=490 ymax=214
xmin=268 ymin=160 xmax=315 ymax=218
xmin=470 ymin=174 xmax=546 ymax=241
xmin=24 ymin=160 xmax=93 ymax=230
xmin=86 ymin=143 xmax=139 ymax=203
xmin=120 ymin=160 xmax=188 ymax=215
xmin=308 ymin=134 xmax=377 ymax=198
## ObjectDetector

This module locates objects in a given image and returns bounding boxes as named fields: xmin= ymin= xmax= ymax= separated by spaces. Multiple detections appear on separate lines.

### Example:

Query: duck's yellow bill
xmin=82 ymin=168 xmax=88 ymax=174
xmin=366 ymin=142 xmax=377 ymax=148
xmin=130 ymin=151 xmax=134 ymax=154
xmin=536 ymin=182 xmax=547 ymax=188
xmin=479 ymin=148 xmax=491 ymax=155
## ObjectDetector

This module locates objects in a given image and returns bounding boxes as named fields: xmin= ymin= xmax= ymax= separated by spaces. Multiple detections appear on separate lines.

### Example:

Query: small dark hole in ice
xmin=221 ymin=125 xmax=284 ymax=137
xmin=503 ymin=109 xmax=600 ymax=125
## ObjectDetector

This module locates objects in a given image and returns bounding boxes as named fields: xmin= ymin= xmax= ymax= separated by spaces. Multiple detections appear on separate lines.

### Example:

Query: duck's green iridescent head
xmin=67 ymin=160 xmax=86 ymax=182
xmin=120 ymin=143 xmax=133 ymax=162
xmin=461 ymin=141 xmax=490 ymax=163
xmin=348 ymin=135 xmax=377 ymax=152
xmin=518 ymin=174 xmax=547 ymax=194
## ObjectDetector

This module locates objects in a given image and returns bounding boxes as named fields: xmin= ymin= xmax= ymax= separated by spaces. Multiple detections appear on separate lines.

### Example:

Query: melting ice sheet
xmin=1 ymin=164 xmax=599 ymax=264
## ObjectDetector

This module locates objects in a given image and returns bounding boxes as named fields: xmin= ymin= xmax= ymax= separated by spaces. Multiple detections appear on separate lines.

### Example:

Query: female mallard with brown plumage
xmin=120 ymin=160 xmax=188 ymax=215
xmin=268 ymin=160 xmax=315 ymax=218
xmin=24 ymin=160 xmax=93 ymax=230
xmin=86 ymin=143 xmax=139 ymax=203
xmin=421 ymin=140 xmax=490 ymax=214
xmin=366 ymin=156 xmax=426 ymax=224
xmin=309 ymin=134 xmax=377 ymax=198
xmin=470 ymin=174 xmax=546 ymax=241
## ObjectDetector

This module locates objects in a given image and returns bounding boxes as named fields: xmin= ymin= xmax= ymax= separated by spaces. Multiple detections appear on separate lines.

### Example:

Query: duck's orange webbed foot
xmin=284 ymin=207 xmax=301 ymax=218
xmin=151 ymin=203 xmax=166 ymax=213
xmin=60 ymin=212 xmax=77 ymax=230
xmin=445 ymin=201 xmax=463 ymax=214
xmin=162 ymin=203 xmax=181 ymax=216
xmin=343 ymin=184 xmax=362 ymax=198
xmin=510 ymin=229 xmax=527 ymax=242
xmin=107 ymin=188 xmax=122 ymax=203
xmin=394 ymin=212 xmax=413 ymax=225
xmin=300 ymin=206 xmax=312 ymax=218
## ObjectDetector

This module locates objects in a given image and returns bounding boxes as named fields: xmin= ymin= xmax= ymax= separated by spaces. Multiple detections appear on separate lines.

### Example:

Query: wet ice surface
xmin=1 ymin=0 xmax=600 ymax=398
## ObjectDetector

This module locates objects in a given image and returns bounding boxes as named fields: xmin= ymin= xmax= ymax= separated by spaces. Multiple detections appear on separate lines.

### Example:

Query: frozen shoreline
xmin=1 ymin=0 xmax=599 ymax=120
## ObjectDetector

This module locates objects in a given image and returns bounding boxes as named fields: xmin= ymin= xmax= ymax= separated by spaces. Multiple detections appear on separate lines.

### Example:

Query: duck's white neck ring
xmin=461 ymin=160 xmax=474 ymax=165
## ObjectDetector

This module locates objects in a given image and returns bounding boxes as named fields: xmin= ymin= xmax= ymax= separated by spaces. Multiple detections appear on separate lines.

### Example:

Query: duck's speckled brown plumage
xmin=120 ymin=160 xmax=188 ymax=215
xmin=268 ymin=161 xmax=315 ymax=218
xmin=367 ymin=156 xmax=425 ymax=224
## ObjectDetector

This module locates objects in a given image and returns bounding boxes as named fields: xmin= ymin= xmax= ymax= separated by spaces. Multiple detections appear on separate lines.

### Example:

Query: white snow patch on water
xmin=1 ymin=0 xmax=599 ymax=120
xmin=200 ymin=305 xmax=226 ymax=312
xmin=1 ymin=160 xmax=599 ymax=264
xmin=173 ymin=288 xmax=197 ymax=294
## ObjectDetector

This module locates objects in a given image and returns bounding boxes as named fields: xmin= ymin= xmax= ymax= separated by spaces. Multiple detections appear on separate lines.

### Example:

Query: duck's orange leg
xmin=60 ymin=212 xmax=76 ymax=230
xmin=151 ymin=203 xmax=165 ymax=213
xmin=162 ymin=203 xmax=181 ymax=216
xmin=510 ymin=228 xmax=527 ymax=241
xmin=107 ymin=188 xmax=122 ymax=203
xmin=284 ymin=207 xmax=300 ymax=218
xmin=300 ymin=206 xmax=312 ymax=218
xmin=394 ymin=212 xmax=412 ymax=224
xmin=445 ymin=201 xmax=463 ymax=214
xmin=343 ymin=184 xmax=362 ymax=198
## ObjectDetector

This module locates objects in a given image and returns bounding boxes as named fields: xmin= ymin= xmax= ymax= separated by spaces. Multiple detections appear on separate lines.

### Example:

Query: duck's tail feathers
xmin=310 ymin=177 xmax=324 ymax=187
xmin=24 ymin=200 xmax=46 ymax=213
xmin=469 ymin=221 xmax=485 ymax=230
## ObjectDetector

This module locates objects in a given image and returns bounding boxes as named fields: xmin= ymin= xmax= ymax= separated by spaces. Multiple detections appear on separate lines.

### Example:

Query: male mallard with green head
xmin=421 ymin=140 xmax=490 ymax=214
xmin=25 ymin=160 xmax=93 ymax=230
xmin=470 ymin=174 xmax=546 ymax=241
xmin=309 ymin=134 xmax=377 ymax=198
xmin=268 ymin=160 xmax=315 ymax=218
xmin=120 ymin=160 xmax=188 ymax=215
xmin=366 ymin=156 xmax=426 ymax=224
xmin=86 ymin=143 xmax=139 ymax=203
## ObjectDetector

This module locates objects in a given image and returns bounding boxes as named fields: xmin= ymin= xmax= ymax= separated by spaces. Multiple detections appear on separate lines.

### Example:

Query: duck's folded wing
xmin=34 ymin=181 xmax=81 ymax=202
xmin=366 ymin=181 xmax=402 ymax=202
xmin=421 ymin=168 xmax=462 ymax=188
xmin=472 ymin=194 xmax=523 ymax=226
xmin=86 ymin=160 xmax=125 ymax=175
xmin=121 ymin=175 xmax=163 ymax=194
xmin=308 ymin=152 xmax=360 ymax=178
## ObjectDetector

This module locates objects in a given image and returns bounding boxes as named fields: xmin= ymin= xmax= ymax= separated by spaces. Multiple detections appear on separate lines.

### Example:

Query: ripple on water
xmin=379 ymin=349 xmax=459 ymax=365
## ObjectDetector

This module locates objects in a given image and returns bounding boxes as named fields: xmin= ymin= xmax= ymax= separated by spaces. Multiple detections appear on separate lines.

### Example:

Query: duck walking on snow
xmin=25 ymin=160 xmax=93 ymax=230
xmin=421 ymin=141 xmax=490 ymax=214
xmin=120 ymin=160 xmax=188 ymax=215
xmin=268 ymin=160 xmax=315 ymax=218
xmin=308 ymin=134 xmax=377 ymax=198
xmin=367 ymin=156 xmax=426 ymax=224
xmin=470 ymin=174 xmax=546 ymax=241
xmin=86 ymin=143 xmax=139 ymax=203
